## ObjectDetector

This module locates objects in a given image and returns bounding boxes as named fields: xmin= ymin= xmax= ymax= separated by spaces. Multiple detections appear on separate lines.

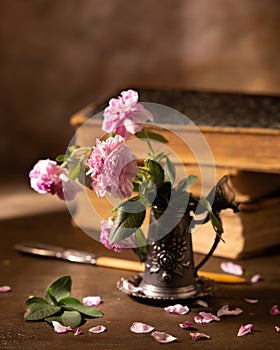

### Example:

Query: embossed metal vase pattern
xmin=139 ymin=210 xmax=199 ymax=299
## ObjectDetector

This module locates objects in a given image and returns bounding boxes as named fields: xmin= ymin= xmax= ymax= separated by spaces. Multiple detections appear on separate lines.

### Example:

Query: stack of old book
xmin=70 ymin=88 xmax=280 ymax=259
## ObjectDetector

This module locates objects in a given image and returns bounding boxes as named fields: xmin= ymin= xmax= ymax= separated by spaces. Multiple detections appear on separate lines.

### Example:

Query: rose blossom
xmin=102 ymin=89 xmax=153 ymax=138
xmin=87 ymin=135 xmax=138 ymax=199
xmin=100 ymin=219 xmax=136 ymax=252
xmin=29 ymin=159 xmax=81 ymax=200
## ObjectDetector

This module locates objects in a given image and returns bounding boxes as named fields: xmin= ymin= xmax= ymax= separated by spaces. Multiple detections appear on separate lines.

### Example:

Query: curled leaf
xmin=52 ymin=321 xmax=72 ymax=334
xmin=237 ymin=323 xmax=254 ymax=336
xmin=89 ymin=325 xmax=107 ymax=333
xmin=130 ymin=322 xmax=154 ymax=333
xmin=151 ymin=331 xmax=177 ymax=343
xmin=190 ymin=332 xmax=210 ymax=341
xmin=217 ymin=305 xmax=243 ymax=317
xmin=164 ymin=304 xmax=189 ymax=315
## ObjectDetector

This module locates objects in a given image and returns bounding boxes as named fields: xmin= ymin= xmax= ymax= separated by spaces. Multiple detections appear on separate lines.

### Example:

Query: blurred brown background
xmin=1 ymin=0 xmax=280 ymax=177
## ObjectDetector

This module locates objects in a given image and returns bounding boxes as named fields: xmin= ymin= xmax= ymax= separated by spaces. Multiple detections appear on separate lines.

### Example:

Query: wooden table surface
xmin=0 ymin=210 xmax=279 ymax=349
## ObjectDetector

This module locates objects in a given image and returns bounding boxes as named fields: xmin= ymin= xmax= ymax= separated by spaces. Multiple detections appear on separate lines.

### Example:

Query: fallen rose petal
xmin=122 ymin=280 xmax=143 ymax=293
xmin=74 ymin=328 xmax=83 ymax=336
xmin=151 ymin=331 xmax=177 ymax=343
xmin=244 ymin=298 xmax=259 ymax=304
xmin=275 ymin=326 xmax=280 ymax=333
xmin=164 ymin=304 xmax=189 ymax=315
xmin=193 ymin=300 xmax=209 ymax=308
xmin=89 ymin=325 xmax=107 ymax=334
xmin=250 ymin=274 xmax=261 ymax=283
xmin=52 ymin=321 xmax=72 ymax=334
xmin=220 ymin=261 xmax=243 ymax=276
xmin=194 ymin=316 xmax=203 ymax=323
xmin=0 ymin=285 xmax=11 ymax=293
xmin=217 ymin=305 xmax=243 ymax=317
xmin=82 ymin=296 xmax=102 ymax=306
xmin=130 ymin=322 xmax=154 ymax=333
xmin=237 ymin=323 xmax=254 ymax=336
xmin=179 ymin=321 xmax=194 ymax=329
xmin=269 ymin=305 xmax=280 ymax=316
xmin=197 ymin=312 xmax=220 ymax=323
xmin=190 ymin=332 xmax=210 ymax=341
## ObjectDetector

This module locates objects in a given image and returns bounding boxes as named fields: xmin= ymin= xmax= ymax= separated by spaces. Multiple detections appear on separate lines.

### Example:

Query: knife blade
xmin=13 ymin=241 xmax=246 ymax=284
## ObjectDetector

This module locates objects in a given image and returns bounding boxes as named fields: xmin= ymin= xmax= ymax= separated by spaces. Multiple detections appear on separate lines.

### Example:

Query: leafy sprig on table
xmin=24 ymin=276 xmax=103 ymax=328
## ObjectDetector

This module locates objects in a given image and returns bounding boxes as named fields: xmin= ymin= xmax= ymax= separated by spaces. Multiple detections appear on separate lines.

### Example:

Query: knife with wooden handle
xmin=14 ymin=241 xmax=246 ymax=284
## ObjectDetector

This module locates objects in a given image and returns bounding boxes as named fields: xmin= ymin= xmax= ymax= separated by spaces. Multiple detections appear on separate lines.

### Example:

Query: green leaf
xmin=24 ymin=303 xmax=61 ymax=321
xmin=68 ymin=159 xmax=82 ymax=180
xmin=134 ymin=228 xmax=148 ymax=261
xmin=45 ymin=276 xmax=72 ymax=302
xmin=144 ymin=159 xmax=164 ymax=185
xmin=152 ymin=181 xmax=171 ymax=209
xmin=198 ymin=198 xmax=213 ymax=213
xmin=61 ymin=303 xmax=103 ymax=318
xmin=45 ymin=288 xmax=59 ymax=305
xmin=177 ymin=175 xmax=198 ymax=192
xmin=139 ymin=179 xmax=157 ymax=207
xmin=209 ymin=212 xmax=224 ymax=236
xmin=164 ymin=156 xmax=176 ymax=184
xmin=135 ymin=128 xmax=168 ymax=143
xmin=24 ymin=296 xmax=49 ymax=307
xmin=56 ymin=154 xmax=69 ymax=163
xmin=45 ymin=310 xmax=82 ymax=328
xmin=109 ymin=201 xmax=146 ymax=243
xmin=59 ymin=297 xmax=81 ymax=305
xmin=170 ymin=190 xmax=189 ymax=209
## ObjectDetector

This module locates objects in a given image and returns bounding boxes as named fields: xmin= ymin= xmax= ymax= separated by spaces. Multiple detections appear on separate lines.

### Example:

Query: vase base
xmin=117 ymin=274 xmax=215 ymax=301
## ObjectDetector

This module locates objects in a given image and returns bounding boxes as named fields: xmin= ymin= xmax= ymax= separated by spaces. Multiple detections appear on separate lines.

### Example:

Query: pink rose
xmin=102 ymin=89 xmax=153 ymax=138
xmin=100 ymin=219 xmax=136 ymax=252
xmin=87 ymin=135 xmax=138 ymax=199
xmin=29 ymin=159 xmax=81 ymax=200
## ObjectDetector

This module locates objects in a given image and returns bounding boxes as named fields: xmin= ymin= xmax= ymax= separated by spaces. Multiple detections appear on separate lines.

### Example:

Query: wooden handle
xmin=95 ymin=257 xmax=246 ymax=283
xmin=95 ymin=257 xmax=145 ymax=272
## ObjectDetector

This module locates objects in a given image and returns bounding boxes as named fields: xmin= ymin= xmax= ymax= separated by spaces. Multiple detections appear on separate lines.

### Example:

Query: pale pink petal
xmin=74 ymin=328 xmax=83 ymax=336
xmin=275 ymin=326 xmax=280 ymax=333
xmin=194 ymin=316 xmax=203 ymax=323
xmin=130 ymin=322 xmax=154 ymax=333
xmin=250 ymin=274 xmax=261 ymax=283
xmin=179 ymin=321 xmax=194 ymax=329
xmin=195 ymin=312 xmax=220 ymax=323
xmin=269 ymin=305 xmax=280 ymax=316
xmin=151 ymin=331 xmax=177 ymax=344
xmin=244 ymin=298 xmax=259 ymax=304
xmin=88 ymin=325 xmax=107 ymax=334
xmin=193 ymin=299 xmax=209 ymax=308
xmin=0 ymin=285 xmax=11 ymax=292
xmin=220 ymin=261 xmax=243 ymax=276
xmin=237 ymin=323 xmax=254 ymax=336
xmin=190 ymin=332 xmax=210 ymax=341
xmin=82 ymin=296 xmax=102 ymax=306
xmin=164 ymin=304 xmax=189 ymax=315
xmin=52 ymin=321 xmax=72 ymax=334
xmin=217 ymin=305 xmax=243 ymax=317
xmin=122 ymin=280 xmax=143 ymax=293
